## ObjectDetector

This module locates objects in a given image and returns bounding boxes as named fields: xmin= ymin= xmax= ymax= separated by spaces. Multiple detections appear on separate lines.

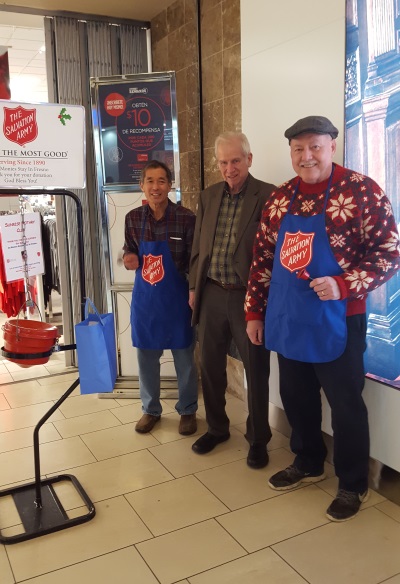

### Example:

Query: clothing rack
xmin=0 ymin=205 xmax=46 ymax=319
xmin=0 ymin=188 xmax=95 ymax=545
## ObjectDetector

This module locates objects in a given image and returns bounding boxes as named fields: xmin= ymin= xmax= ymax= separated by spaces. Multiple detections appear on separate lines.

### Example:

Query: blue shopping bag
xmin=75 ymin=298 xmax=117 ymax=394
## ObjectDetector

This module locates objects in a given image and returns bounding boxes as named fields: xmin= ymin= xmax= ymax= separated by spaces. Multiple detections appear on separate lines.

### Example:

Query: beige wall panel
xmin=241 ymin=1 xmax=343 ymax=60
xmin=241 ymin=0 xmax=345 ymax=186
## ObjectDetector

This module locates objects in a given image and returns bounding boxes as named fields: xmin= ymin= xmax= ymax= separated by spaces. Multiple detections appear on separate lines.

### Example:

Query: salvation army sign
xmin=0 ymin=101 xmax=85 ymax=188
xmin=142 ymin=254 xmax=165 ymax=285
xmin=280 ymin=230 xmax=315 ymax=273
xmin=0 ymin=212 xmax=44 ymax=282
xmin=3 ymin=105 xmax=37 ymax=146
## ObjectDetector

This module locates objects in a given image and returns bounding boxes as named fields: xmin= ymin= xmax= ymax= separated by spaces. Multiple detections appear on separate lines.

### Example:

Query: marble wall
xmin=151 ymin=0 xmax=200 ymax=213
xmin=151 ymin=0 xmax=242 ymax=204
xmin=151 ymin=0 xmax=245 ymax=400
xmin=201 ymin=0 xmax=241 ymax=188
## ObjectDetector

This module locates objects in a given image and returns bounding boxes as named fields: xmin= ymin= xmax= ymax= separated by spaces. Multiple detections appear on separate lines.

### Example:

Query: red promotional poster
xmin=142 ymin=254 xmax=164 ymax=285
xmin=0 ymin=47 xmax=11 ymax=100
xmin=280 ymin=230 xmax=315 ymax=273
xmin=96 ymin=75 xmax=176 ymax=185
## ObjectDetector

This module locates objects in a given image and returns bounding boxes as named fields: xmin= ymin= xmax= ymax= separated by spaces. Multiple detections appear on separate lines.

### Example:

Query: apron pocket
xmin=269 ymin=282 xmax=324 ymax=326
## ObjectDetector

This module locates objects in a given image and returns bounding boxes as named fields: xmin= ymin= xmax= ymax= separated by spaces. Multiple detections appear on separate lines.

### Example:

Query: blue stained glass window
xmin=345 ymin=0 xmax=400 ymax=388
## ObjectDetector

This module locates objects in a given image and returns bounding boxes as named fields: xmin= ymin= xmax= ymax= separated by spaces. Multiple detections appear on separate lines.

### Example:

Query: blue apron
xmin=130 ymin=207 xmax=193 ymax=350
xmin=265 ymin=169 xmax=347 ymax=362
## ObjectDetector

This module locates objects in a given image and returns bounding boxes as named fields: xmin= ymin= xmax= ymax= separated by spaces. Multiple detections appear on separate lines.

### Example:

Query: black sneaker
xmin=268 ymin=464 xmax=326 ymax=491
xmin=326 ymin=489 xmax=369 ymax=522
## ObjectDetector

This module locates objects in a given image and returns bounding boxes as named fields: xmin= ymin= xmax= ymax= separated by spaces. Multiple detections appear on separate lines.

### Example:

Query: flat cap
xmin=284 ymin=116 xmax=339 ymax=141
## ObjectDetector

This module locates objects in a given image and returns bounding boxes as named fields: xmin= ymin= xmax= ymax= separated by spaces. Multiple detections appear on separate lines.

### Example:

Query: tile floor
xmin=0 ymin=351 xmax=72 ymax=385
xmin=0 ymin=369 xmax=400 ymax=583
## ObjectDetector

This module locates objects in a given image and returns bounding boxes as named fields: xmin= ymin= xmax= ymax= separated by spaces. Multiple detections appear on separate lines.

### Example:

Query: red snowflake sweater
xmin=245 ymin=164 xmax=400 ymax=320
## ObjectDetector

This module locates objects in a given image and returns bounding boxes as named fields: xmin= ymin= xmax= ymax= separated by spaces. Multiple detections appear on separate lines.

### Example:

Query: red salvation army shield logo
xmin=142 ymin=254 xmax=165 ymax=285
xmin=3 ymin=106 xmax=38 ymax=146
xmin=280 ymin=230 xmax=315 ymax=273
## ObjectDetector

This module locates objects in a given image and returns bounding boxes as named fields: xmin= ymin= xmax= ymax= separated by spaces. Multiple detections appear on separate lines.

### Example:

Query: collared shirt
xmin=123 ymin=199 xmax=195 ymax=277
xmin=208 ymin=177 xmax=249 ymax=284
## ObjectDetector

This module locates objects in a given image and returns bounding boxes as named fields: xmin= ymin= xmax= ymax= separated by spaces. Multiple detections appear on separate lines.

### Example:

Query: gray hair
xmin=214 ymin=132 xmax=251 ymax=158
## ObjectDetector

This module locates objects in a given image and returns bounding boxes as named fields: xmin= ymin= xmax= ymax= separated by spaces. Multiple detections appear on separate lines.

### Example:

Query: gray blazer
xmin=189 ymin=173 xmax=276 ymax=325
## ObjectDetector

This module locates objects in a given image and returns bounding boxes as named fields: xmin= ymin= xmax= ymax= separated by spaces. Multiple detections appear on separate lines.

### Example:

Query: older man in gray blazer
xmin=189 ymin=131 xmax=275 ymax=468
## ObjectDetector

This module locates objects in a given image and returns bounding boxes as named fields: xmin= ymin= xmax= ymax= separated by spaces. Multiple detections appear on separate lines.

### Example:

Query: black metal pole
xmin=33 ymin=378 xmax=80 ymax=505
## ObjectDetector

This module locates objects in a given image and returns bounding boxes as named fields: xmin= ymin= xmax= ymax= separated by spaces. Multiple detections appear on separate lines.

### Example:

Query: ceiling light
xmin=10 ymin=75 xmax=42 ymax=100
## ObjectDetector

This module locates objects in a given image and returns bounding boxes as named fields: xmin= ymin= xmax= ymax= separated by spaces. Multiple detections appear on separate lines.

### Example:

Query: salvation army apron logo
xmin=280 ymin=230 xmax=315 ymax=273
xmin=3 ymin=106 xmax=38 ymax=147
xmin=142 ymin=254 xmax=165 ymax=285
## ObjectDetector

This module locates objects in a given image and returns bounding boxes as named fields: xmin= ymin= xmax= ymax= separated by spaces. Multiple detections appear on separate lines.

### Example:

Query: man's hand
xmin=189 ymin=289 xmax=195 ymax=310
xmin=123 ymin=253 xmax=139 ymax=270
xmin=310 ymin=276 xmax=341 ymax=300
xmin=247 ymin=320 xmax=264 ymax=345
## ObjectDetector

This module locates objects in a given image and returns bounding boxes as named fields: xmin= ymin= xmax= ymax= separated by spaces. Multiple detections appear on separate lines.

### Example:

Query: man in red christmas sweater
xmin=246 ymin=115 xmax=400 ymax=522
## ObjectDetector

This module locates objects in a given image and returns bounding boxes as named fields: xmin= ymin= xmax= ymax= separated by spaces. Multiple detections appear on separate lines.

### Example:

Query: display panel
xmin=345 ymin=0 xmax=400 ymax=388
xmin=0 ymin=101 xmax=85 ymax=189
xmin=92 ymin=73 xmax=177 ymax=186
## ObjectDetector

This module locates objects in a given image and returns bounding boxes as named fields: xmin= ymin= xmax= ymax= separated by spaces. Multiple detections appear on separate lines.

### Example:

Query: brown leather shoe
xmin=179 ymin=414 xmax=197 ymax=435
xmin=135 ymin=414 xmax=160 ymax=433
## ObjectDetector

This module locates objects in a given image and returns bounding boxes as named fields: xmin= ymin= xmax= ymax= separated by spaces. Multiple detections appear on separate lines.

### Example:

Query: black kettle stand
xmin=0 ymin=189 xmax=95 ymax=544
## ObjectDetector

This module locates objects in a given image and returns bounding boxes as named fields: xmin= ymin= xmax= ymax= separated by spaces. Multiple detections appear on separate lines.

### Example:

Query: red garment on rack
xmin=0 ymin=234 xmax=26 ymax=317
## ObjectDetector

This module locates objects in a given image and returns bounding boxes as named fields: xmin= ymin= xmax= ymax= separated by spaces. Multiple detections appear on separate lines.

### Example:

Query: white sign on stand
xmin=0 ymin=212 xmax=44 ymax=282
xmin=0 ymin=101 xmax=86 ymax=189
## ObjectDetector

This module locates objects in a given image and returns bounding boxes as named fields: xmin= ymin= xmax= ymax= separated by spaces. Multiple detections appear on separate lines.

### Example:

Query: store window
xmin=345 ymin=0 xmax=400 ymax=388
xmin=0 ymin=12 xmax=66 ymax=377
xmin=0 ymin=12 xmax=47 ymax=102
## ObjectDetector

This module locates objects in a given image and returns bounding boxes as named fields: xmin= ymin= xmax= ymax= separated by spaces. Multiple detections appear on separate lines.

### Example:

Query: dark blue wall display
xmin=345 ymin=0 xmax=400 ymax=388
xmin=95 ymin=75 xmax=176 ymax=185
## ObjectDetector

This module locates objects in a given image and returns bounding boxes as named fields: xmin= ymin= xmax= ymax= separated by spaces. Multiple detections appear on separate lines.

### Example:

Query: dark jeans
xmin=278 ymin=314 xmax=369 ymax=493
xmin=197 ymin=281 xmax=271 ymax=445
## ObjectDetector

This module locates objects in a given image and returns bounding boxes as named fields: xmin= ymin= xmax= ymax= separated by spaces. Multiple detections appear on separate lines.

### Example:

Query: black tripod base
xmin=0 ymin=474 xmax=95 ymax=544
